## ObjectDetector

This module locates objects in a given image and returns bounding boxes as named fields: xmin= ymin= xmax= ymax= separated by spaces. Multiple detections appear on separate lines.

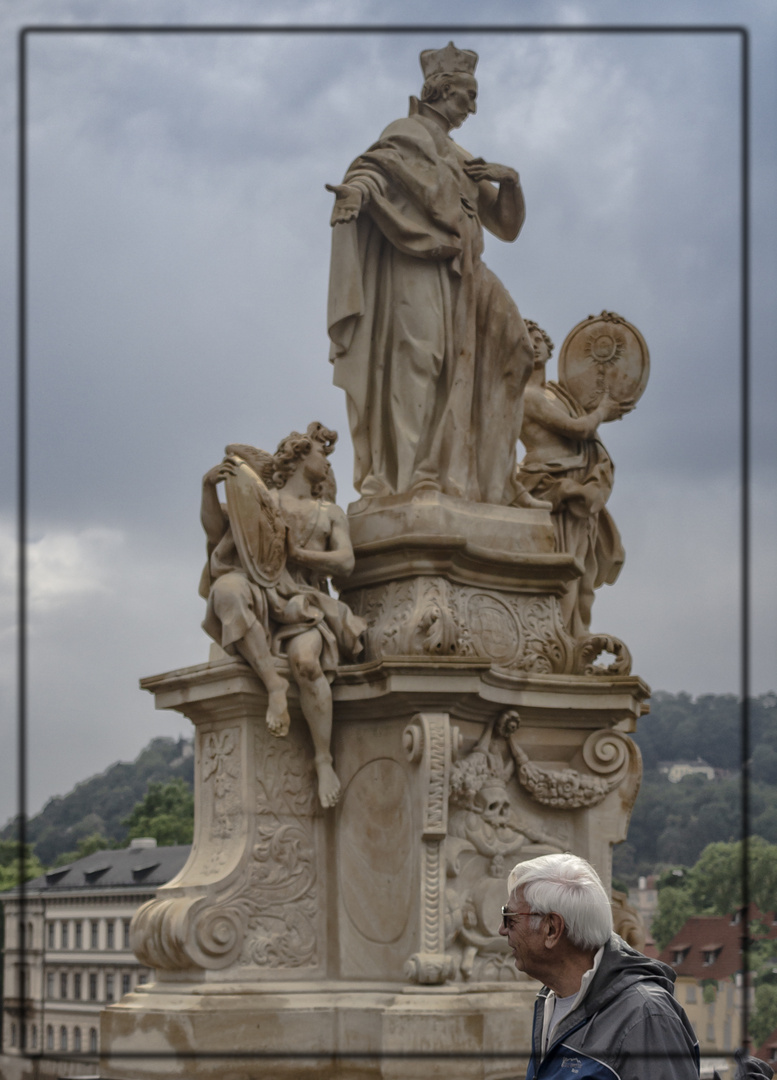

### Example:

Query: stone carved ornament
xmin=131 ymin=719 xmax=322 ymax=975
xmin=199 ymin=421 xmax=366 ymax=810
xmin=411 ymin=709 xmax=639 ymax=983
xmin=349 ymin=577 xmax=632 ymax=677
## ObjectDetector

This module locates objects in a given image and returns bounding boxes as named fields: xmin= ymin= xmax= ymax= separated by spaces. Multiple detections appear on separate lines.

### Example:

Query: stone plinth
xmin=100 ymin=645 xmax=647 ymax=1080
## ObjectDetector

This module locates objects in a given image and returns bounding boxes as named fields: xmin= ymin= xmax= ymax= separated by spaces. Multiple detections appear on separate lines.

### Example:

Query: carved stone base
xmin=100 ymin=655 xmax=648 ymax=1079
xmin=336 ymin=494 xmax=629 ymax=677
xmin=100 ymin=982 xmax=538 ymax=1080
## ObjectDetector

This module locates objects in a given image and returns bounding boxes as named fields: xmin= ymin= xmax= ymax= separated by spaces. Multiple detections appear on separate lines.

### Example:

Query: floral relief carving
xmin=200 ymin=727 xmax=242 ymax=877
xmin=237 ymin=819 xmax=318 ymax=969
xmin=347 ymin=579 xmax=575 ymax=674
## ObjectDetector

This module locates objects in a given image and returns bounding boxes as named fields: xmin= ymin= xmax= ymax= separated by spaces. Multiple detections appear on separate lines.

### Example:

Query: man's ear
xmin=544 ymin=913 xmax=566 ymax=949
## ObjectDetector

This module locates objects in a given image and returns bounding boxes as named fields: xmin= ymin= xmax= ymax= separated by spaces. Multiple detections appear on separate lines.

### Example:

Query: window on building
xmin=706 ymin=1023 xmax=715 ymax=1043
xmin=89 ymin=972 xmax=98 ymax=1000
xmin=89 ymin=1027 xmax=98 ymax=1053
xmin=60 ymin=972 xmax=68 ymax=999
xmin=18 ymin=966 xmax=27 ymax=998
xmin=74 ymin=972 xmax=82 ymax=999
xmin=686 ymin=984 xmax=697 ymax=1003
xmin=47 ymin=971 xmax=54 ymax=998
xmin=106 ymin=973 xmax=114 ymax=1001
xmin=61 ymin=921 xmax=69 ymax=949
xmin=138 ymin=972 xmax=148 ymax=985
xmin=20 ymin=1022 xmax=27 ymax=1050
xmin=673 ymin=948 xmax=689 ymax=964
xmin=28 ymin=922 xmax=34 ymax=947
xmin=10 ymin=1023 xmax=16 ymax=1047
xmin=60 ymin=1025 xmax=68 ymax=1051
xmin=73 ymin=1027 xmax=81 ymax=1052
xmin=47 ymin=921 xmax=55 ymax=948
xmin=90 ymin=920 xmax=99 ymax=949
xmin=18 ymin=922 xmax=25 ymax=948
xmin=31 ymin=1024 xmax=37 ymax=1049
xmin=122 ymin=972 xmax=131 ymax=995
xmin=123 ymin=919 xmax=131 ymax=949
xmin=46 ymin=1025 xmax=54 ymax=1050
xmin=75 ymin=921 xmax=83 ymax=949
xmin=106 ymin=920 xmax=115 ymax=949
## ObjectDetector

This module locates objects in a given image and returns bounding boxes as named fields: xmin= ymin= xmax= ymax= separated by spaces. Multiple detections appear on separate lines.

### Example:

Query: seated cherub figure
xmin=199 ymin=422 xmax=366 ymax=808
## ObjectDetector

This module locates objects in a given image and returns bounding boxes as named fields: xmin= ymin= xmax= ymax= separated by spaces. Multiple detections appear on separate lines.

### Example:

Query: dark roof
xmin=2 ymin=843 xmax=191 ymax=896
xmin=658 ymin=904 xmax=777 ymax=981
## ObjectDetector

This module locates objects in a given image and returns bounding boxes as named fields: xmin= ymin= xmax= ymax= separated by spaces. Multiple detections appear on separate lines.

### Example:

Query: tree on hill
xmin=122 ymin=778 xmax=194 ymax=846
xmin=0 ymin=840 xmax=45 ymax=892
xmin=53 ymin=832 xmax=116 ymax=868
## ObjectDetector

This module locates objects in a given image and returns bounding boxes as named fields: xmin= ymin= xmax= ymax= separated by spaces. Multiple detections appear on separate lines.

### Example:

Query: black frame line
xmin=15 ymin=19 xmax=751 ymax=1066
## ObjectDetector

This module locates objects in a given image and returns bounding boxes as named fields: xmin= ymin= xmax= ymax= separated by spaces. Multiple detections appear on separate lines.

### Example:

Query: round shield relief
xmin=558 ymin=311 xmax=649 ymax=412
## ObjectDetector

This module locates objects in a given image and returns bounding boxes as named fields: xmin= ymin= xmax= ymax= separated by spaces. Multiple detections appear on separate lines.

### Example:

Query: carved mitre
xmin=420 ymin=41 xmax=478 ymax=79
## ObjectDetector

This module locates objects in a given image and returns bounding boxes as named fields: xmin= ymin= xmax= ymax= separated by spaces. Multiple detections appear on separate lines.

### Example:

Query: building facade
xmin=659 ymin=904 xmax=777 ymax=1058
xmin=2 ymin=839 xmax=189 ymax=1076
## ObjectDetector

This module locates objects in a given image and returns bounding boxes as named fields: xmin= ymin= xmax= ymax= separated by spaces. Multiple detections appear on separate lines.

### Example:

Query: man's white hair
xmin=507 ymin=853 xmax=613 ymax=951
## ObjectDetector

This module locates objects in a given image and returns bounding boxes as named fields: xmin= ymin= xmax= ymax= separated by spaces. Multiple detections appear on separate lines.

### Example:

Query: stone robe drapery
xmin=518 ymin=381 xmax=624 ymax=636
xmin=328 ymin=106 xmax=533 ymax=504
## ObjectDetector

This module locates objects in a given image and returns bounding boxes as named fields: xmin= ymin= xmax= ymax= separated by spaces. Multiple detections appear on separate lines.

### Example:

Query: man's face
xmin=498 ymin=887 xmax=546 ymax=979
xmin=438 ymin=74 xmax=478 ymax=129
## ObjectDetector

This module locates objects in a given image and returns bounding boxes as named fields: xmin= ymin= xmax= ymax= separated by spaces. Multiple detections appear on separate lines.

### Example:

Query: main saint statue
xmin=327 ymin=42 xmax=546 ymax=508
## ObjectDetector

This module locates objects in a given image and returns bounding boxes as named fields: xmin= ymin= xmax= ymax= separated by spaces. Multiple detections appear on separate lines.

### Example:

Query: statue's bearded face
xmin=439 ymin=74 xmax=478 ymax=129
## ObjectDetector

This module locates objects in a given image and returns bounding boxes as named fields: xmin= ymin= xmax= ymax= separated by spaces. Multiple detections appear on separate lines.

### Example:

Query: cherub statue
xmin=517 ymin=321 xmax=634 ymax=636
xmin=198 ymin=422 xmax=366 ymax=808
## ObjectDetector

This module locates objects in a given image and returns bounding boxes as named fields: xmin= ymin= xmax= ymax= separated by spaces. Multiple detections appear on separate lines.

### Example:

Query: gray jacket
xmin=526 ymin=934 xmax=700 ymax=1080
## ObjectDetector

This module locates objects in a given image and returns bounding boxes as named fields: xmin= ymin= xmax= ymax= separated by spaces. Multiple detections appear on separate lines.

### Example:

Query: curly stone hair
xmin=271 ymin=422 xmax=338 ymax=499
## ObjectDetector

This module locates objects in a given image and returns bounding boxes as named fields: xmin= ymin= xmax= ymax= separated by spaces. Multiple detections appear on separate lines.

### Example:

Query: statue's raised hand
xmin=203 ymin=457 xmax=239 ymax=487
xmin=598 ymin=394 xmax=635 ymax=423
xmin=326 ymin=183 xmax=363 ymax=225
xmin=463 ymin=158 xmax=519 ymax=185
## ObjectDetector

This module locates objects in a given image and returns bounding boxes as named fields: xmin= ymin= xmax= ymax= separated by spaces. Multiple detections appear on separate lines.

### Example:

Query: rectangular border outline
xmin=14 ymin=20 xmax=750 ymax=1068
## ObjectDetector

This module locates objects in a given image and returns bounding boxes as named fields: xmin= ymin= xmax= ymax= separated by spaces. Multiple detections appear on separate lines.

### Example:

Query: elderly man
xmin=500 ymin=853 xmax=700 ymax=1079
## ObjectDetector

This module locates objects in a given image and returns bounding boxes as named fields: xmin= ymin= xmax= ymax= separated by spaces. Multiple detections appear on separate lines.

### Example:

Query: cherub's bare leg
xmin=235 ymin=621 xmax=290 ymax=737
xmin=286 ymin=630 xmax=341 ymax=809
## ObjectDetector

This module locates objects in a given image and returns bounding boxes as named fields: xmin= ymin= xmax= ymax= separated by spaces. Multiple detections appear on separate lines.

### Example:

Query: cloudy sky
xmin=1 ymin=0 xmax=775 ymax=826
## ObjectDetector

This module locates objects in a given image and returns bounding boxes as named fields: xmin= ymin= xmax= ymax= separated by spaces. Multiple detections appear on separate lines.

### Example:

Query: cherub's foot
xmin=265 ymin=682 xmax=290 ymax=737
xmin=512 ymin=488 xmax=552 ymax=510
xmin=315 ymin=755 xmax=342 ymax=809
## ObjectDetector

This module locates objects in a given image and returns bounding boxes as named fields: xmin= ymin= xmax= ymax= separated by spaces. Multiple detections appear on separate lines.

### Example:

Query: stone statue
xmin=327 ymin=41 xmax=547 ymax=509
xmin=199 ymin=422 xmax=366 ymax=808
xmin=517 ymin=321 xmax=634 ymax=637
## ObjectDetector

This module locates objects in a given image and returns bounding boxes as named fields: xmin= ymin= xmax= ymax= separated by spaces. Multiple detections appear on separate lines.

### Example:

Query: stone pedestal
xmin=100 ymin=499 xmax=648 ymax=1079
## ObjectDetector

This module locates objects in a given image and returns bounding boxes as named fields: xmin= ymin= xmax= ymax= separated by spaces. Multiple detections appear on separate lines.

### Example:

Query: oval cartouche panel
xmin=558 ymin=312 xmax=650 ymax=412
xmin=339 ymin=758 xmax=413 ymax=944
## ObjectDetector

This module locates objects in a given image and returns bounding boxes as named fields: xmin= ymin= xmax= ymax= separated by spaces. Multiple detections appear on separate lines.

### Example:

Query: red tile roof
xmin=658 ymin=904 xmax=777 ymax=981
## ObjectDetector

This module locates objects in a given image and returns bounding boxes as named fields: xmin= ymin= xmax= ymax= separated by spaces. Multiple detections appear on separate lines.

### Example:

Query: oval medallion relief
xmin=466 ymin=593 xmax=520 ymax=666
xmin=339 ymin=758 xmax=413 ymax=944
